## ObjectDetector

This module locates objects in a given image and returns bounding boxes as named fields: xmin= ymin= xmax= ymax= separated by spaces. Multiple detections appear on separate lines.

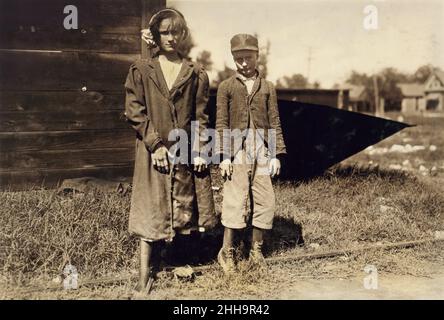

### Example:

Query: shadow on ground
xmin=162 ymin=216 xmax=304 ymax=267
xmin=159 ymin=164 xmax=412 ymax=268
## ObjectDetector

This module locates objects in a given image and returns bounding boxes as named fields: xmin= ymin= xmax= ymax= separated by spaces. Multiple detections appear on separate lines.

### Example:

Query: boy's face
xmin=232 ymin=50 xmax=258 ymax=78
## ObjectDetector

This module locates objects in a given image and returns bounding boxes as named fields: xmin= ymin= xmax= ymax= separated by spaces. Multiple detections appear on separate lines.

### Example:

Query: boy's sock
xmin=252 ymin=226 xmax=264 ymax=244
xmin=222 ymin=227 xmax=236 ymax=250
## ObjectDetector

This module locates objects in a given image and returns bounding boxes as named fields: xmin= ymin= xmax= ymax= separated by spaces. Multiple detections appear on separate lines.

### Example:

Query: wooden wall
xmin=0 ymin=0 xmax=165 ymax=190
xmin=277 ymin=88 xmax=350 ymax=109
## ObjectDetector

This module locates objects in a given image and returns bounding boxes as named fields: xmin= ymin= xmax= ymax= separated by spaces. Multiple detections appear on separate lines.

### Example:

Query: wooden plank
xmin=0 ymin=148 xmax=135 ymax=171
xmin=0 ymin=51 xmax=138 ymax=91
xmin=0 ymin=129 xmax=135 ymax=152
xmin=0 ymin=91 xmax=125 ymax=112
xmin=0 ymin=110 xmax=128 ymax=132
xmin=0 ymin=165 xmax=134 ymax=191
xmin=0 ymin=13 xmax=141 ymax=52
xmin=0 ymin=0 xmax=142 ymax=52
xmin=0 ymin=32 xmax=141 ymax=53
xmin=0 ymin=13 xmax=141 ymax=34
xmin=0 ymin=0 xmax=142 ymax=20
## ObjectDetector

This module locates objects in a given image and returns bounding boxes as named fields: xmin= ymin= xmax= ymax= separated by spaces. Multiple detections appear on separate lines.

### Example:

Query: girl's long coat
xmin=124 ymin=56 xmax=217 ymax=241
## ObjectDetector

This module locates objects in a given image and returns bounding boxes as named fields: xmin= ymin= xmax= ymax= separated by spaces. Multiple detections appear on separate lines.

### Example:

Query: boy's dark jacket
xmin=216 ymin=73 xmax=287 ymax=158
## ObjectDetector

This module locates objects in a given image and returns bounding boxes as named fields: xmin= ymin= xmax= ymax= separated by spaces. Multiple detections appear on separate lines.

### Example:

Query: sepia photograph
xmin=0 ymin=0 xmax=443 ymax=303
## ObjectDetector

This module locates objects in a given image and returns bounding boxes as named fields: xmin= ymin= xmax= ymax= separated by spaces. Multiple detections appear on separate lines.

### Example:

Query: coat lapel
xmin=169 ymin=60 xmax=195 ymax=102
xmin=248 ymin=75 xmax=262 ymax=104
xmin=171 ymin=60 xmax=195 ymax=91
xmin=235 ymin=71 xmax=262 ymax=104
xmin=149 ymin=58 xmax=171 ymax=99
xmin=147 ymin=58 xmax=195 ymax=100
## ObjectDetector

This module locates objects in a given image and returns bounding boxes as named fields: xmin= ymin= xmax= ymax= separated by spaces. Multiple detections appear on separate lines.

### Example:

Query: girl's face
xmin=158 ymin=18 xmax=182 ymax=53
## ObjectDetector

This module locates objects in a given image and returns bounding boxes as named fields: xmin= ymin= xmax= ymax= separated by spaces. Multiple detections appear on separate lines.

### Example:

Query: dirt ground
xmin=2 ymin=242 xmax=443 ymax=300
xmin=278 ymin=267 xmax=444 ymax=300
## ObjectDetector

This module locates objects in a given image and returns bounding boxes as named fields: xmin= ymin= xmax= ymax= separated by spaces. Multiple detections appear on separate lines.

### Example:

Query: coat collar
xmin=146 ymin=57 xmax=196 ymax=99
xmin=234 ymin=70 xmax=262 ymax=103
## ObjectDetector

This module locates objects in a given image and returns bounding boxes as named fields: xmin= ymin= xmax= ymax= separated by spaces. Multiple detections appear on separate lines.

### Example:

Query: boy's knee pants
xmin=221 ymin=148 xmax=275 ymax=230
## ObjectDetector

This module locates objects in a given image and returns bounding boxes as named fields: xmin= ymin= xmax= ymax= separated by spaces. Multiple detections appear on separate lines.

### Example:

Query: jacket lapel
xmin=144 ymin=58 xmax=170 ymax=99
xmin=235 ymin=71 xmax=262 ymax=104
xmin=169 ymin=60 xmax=195 ymax=103
xmin=171 ymin=60 xmax=195 ymax=92
xmin=147 ymin=58 xmax=195 ymax=100
xmin=248 ymin=74 xmax=262 ymax=104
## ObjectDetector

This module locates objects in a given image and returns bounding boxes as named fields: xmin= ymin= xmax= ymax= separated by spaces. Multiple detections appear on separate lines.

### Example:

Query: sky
xmin=168 ymin=0 xmax=444 ymax=88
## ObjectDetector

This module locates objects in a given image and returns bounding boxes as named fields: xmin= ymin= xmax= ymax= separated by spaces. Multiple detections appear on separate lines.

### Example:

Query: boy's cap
xmin=230 ymin=34 xmax=259 ymax=52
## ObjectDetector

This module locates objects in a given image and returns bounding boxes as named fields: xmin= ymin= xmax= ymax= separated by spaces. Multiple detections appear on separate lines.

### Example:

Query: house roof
xmin=434 ymin=70 xmax=444 ymax=84
xmin=341 ymin=85 xmax=366 ymax=101
xmin=397 ymin=83 xmax=424 ymax=97
xmin=424 ymin=69 xmax=444 ymax=92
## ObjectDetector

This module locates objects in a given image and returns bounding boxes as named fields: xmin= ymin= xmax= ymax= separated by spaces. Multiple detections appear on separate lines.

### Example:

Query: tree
xmin=346 ymin=70 xmax=372 ymax=87
xmin=196 ymin=50 xmax=213 ymax=71
xmin=411 ymin=64 xmax=434 ymax=83
xmin=345 ymin=68 xmax=408 ymax=111
xmin=276 ymin=73 xmax=309 ymax=89
xmin=378 ymin=67 xmax=408 ymax=109
xmin=178 ymin=34 xmax=195 ymax=58
xmin=211 ymin=64 xmax=236 ymax=87
xmin=256 ymin=35 xmax=270 ymax=79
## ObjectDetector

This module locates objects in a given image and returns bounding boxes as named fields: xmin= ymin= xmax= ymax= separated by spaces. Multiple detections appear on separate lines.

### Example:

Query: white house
xmin=397 ymin=83 xmax=426 ymax=113
xmin=424 ymin=70 xmax=444 ymax=112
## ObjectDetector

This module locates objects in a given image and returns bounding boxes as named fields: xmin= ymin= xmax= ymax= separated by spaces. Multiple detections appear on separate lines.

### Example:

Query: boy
xmin=216 ymin=34 xmax=287 ymax=273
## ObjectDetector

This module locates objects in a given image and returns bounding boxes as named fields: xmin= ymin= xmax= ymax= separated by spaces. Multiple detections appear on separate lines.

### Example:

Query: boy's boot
xmin=249 ymin=227 xmax=267 ymax=268
xmin=217 ymin=246 xmax=236 ymax=274
xmin=218 ymin=228 xmax=237 ymax=274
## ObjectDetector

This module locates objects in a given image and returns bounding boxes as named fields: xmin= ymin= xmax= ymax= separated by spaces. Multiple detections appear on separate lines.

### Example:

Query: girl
xmin=124 ymin=8 xmax=216 ymax=293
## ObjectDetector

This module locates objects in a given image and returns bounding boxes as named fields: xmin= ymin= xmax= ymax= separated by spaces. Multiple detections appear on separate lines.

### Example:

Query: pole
xmin=307 ymin=47 xmax=312 ymax=84
xmin=373 ymin=74 xmax=380 ymax=116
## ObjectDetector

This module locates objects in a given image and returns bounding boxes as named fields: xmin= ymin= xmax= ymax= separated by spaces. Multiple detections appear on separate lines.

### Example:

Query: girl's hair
xmin=149 ymin=8 xmax=190 ymax=46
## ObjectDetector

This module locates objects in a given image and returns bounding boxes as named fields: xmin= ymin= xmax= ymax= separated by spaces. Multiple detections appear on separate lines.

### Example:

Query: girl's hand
xmin=152 ymin=146 xmax=170 ymax=173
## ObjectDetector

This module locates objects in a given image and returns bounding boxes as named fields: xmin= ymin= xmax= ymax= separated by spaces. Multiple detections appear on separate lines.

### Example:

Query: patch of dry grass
xmin=272 ymin=167 xmax=443 ymax=254
xmin=0 ymin=189 xmax=137 ymax=283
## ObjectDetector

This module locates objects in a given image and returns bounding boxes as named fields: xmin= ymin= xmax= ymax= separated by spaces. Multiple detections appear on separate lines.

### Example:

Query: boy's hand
xmin=193 ymin=156 xmax=207 ymax=173
xmin=219 ymin=159 xmax=233 ymax=180
xmin=152 ymin=146 xmax=170 ymax=174
xmin=269 ymin=158 xmax=281 ymax=178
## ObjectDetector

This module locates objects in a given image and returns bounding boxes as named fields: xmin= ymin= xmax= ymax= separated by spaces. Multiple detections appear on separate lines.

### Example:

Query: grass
xmin=0 ymin=190 xmax=137 ymax=282
xmin=0 ymin=112 xmax=443 ymax=299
